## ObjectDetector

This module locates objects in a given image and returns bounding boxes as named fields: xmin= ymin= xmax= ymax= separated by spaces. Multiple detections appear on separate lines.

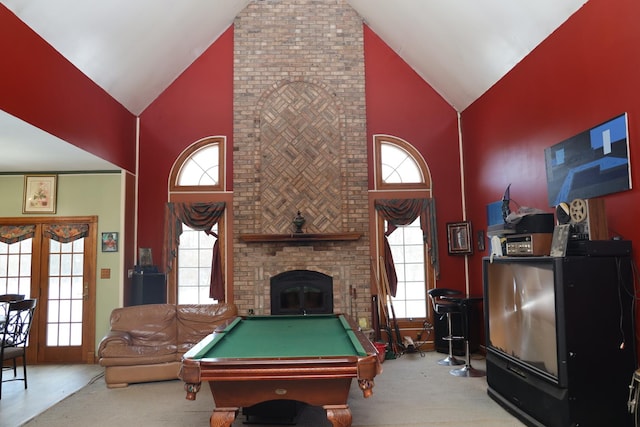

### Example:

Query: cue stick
xmin=372 ymin=295 xmax=381 ymax=341
xmin=370 ymin=258 xmax=387 ymax=320
xmin=370 ymin=258 xmax=395 ymax=353
xmin=350 ymin=285 xmax=355 ymax=319
xmin=379 ymin=258 xmax=404 ymax=355
xmin=352 ymin=286 xmax=357 ymax=325
xmin=349 ymin=285 xmax=358 ymax=322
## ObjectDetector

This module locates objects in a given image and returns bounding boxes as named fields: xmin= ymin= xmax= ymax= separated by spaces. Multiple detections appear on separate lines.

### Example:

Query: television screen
xmin=485 ymin=261 xmax=559 ymax=381
xmin=545 ymin=113 xmax=631 ymax=207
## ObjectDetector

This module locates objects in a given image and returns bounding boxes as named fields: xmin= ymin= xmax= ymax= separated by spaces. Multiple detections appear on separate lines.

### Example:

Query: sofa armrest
xmin=98 ymin=330 xmax=133 ymax=357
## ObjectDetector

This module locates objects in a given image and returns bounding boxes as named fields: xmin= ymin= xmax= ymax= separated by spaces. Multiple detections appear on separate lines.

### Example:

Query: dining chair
xmin=0 ymin=294 xmax=25 ymax=303
xmin=0 ymin=294 xmax=25 ymax=332
xmin=1 ymin=298 xmax=37 ymax=399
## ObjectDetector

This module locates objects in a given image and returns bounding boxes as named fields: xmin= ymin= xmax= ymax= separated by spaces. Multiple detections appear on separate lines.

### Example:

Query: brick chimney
xmin=232 ymin=0 xmax=369 ymax=317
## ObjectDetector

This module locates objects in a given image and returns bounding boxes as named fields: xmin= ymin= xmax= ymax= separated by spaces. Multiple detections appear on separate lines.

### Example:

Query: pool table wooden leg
xmin=324 ymin=404 xmax=352 ymax=427
xmin=209 ymin=407 xmax=238 ymax=427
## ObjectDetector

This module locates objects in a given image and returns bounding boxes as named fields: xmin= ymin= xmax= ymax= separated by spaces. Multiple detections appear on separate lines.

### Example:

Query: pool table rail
xmin=180 ymin=353 xmax=380 ymax=398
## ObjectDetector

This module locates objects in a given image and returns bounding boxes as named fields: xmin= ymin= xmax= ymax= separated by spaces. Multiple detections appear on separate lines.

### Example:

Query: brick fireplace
xmin=232 ymin=0 xmax=370 ymax=318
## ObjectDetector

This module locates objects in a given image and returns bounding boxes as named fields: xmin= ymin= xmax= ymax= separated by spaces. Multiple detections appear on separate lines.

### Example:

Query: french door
xmin=0 ymin=217 xmax=96 ymax=364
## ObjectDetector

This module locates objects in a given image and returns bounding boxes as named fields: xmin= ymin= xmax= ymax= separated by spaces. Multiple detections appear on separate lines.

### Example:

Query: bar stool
xmin=450 ymin=297 xmax=485 ymax=377
xmin=427 ymin=288 xmax=464 ymax=366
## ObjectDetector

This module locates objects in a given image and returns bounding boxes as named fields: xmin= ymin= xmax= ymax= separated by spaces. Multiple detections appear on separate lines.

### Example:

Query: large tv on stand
xmin=483 ymin=256 xmax=636 ymax=427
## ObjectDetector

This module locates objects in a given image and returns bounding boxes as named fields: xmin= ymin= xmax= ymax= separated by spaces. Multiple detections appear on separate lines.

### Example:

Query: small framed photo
xmin=447 ymin=221 xmax=473 ymax=255
xmin=23 ymin=175 xmax=57 ymax=214
xmin=101 ymin=232 xmax=118 ymax=252
xmin=139 ymin=248 xmax=153 ymax=266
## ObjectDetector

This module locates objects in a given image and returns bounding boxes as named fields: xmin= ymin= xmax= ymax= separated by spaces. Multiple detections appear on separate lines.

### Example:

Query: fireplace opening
xmin=270 ymin=270 xmax=333 ymax=315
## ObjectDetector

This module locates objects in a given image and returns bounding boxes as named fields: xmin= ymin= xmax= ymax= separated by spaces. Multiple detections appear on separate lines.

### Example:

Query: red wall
xmin=137 ymin=27 xmax=234 ymax=255
xmin=0 ymin=5 xmax=136 ymax=172
xmin=137 ymin=24 xmax=465 ymax=289
xmin=462 ymin=0 xmax=640 ymax=297
xmin=363 ymin=26 xmax=465 ymax=290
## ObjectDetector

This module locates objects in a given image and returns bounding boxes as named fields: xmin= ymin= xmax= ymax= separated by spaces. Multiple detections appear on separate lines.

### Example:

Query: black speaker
xmin=130 ymin=269 xmax=166 ymax=305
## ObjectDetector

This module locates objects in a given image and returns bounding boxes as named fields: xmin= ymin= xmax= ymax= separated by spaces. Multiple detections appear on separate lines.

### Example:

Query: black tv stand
xmin=487 ymin=387 xmax=546 ymax=427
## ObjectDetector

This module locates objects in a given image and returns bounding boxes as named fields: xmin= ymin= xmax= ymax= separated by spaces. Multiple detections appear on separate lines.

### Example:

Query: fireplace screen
xmin=270 ymin=270 xmax=333 ymax=315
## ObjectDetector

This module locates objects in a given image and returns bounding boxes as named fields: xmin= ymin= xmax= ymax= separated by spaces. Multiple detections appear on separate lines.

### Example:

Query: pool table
xmin=179 ymin=314 xmax=382 ymax=427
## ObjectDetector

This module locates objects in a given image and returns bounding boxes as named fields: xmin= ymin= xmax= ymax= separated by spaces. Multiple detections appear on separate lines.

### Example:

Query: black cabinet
xmin=483 ymin=256 xmax=636 ymax=427
xmin=434 ymin=302 xmax=481 ymax=356
xmin=434 ymin=311 xmax=464 ymax=355
xmin=130 ymin=268 xmax=166 ymax=306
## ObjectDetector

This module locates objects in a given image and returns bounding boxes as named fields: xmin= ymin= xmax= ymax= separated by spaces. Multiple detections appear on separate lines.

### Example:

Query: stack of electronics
xmin=503 ymin=213 xmax=554 ymax=256
xmin=551 ymin=197 xmax=631 ymax=257
xmin=489 ymin=197 xmax=631 ymax=257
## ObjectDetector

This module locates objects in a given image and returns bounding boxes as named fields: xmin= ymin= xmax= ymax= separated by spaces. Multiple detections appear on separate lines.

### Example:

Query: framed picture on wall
xmin=23 ymin=175 xmax=57 ymax=214
xmin=447 ymin=221 xmax=473 ymax=255
xmin=101 ymin=232 xmax=118 ymax=252
xmin=139 ymin=248 xmax=153 ymax=266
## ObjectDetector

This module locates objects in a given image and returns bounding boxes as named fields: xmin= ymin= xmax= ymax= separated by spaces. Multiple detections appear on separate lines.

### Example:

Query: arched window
xmin=167 ymin=136 xmax=229 ymax=304
xmin=372 ymin=135 xmax=436 ymax=322
xmin=379 ymin=143 xmax=423 ymax=184
xmin=375 ymin=135 xmax=431 ymax=190
xmin=169 ymin=136 xmax=224 ymax=192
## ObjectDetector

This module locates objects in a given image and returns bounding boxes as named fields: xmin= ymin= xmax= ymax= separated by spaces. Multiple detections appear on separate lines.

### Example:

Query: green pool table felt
xmin=191 ymin=314 xmax=367 ymax=359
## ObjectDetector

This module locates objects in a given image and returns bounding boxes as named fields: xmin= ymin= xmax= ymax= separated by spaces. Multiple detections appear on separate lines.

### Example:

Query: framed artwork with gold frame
xmin=23 ymin=175 xmax=57 ymax=214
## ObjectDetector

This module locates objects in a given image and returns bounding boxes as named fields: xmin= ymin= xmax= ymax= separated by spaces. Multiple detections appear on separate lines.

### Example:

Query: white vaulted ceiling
xmin=0 ymin=0 xmax=588 ymax=172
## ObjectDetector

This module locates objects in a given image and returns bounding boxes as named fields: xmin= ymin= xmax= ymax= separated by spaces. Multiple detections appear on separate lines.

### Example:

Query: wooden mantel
xmin=239 ymin=232 xmax=362 ymax=243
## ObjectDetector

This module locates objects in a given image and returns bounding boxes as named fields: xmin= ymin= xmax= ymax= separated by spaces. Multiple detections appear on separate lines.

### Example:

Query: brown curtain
xmin=163 ymin=201 xmax=226 ymax=300
xmin=44 ymin=224 xmax=89 ymax=243
xmin=0 ymin=225 xmax=36 ymax=244
xmin=0 ymin=224 xmax=89 ymax=245
xmin=374 ymin=198 xmax=439 ymax=296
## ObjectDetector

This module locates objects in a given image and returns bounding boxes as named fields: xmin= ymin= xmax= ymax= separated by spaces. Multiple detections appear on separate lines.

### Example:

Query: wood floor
xmin=1 ymin=363 xmax=103 ymax=427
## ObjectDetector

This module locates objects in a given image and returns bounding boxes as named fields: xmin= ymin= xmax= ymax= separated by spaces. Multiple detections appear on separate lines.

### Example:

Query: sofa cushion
xmin=176 ymin=304 xmax=238 ymax=353
xmin=109 ymin=304 xmax=177 ymax=350
xmin=99 ymin=352 xmax=177 ymax=367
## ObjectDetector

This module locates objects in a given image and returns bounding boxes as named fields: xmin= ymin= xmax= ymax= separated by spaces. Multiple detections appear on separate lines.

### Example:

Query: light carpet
xmin=24 ymin=351 xmax=525 ymax=427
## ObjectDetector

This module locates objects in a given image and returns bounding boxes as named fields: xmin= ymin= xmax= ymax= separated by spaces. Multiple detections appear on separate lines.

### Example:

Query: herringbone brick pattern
xmin=260 ymin=81 xmax=342 ymax=234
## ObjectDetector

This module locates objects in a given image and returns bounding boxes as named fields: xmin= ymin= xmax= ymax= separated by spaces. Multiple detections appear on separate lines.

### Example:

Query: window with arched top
xmin=375 ymin=135 xmax=431 ymax=190
xmin=167 ymin=136 xmax=228 ymax=305
xmin=169 ymin=136 xmax=224 ymax=192
xmin=372 ymin=135 xmax=435 ymax=323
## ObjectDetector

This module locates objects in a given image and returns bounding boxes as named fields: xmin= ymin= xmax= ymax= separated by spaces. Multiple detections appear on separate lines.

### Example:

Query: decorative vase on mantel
xmin=292 ymin=211 xmax=306 ymax=233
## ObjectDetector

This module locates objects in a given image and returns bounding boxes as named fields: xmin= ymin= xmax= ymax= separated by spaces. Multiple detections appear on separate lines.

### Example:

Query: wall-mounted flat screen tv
xmin=545 ymin=113 xmax=631 ymax=207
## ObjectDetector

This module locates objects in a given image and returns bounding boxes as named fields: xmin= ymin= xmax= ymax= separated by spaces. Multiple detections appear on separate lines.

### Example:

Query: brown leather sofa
xmin=98 ymin=303 xmax=237 ymax=388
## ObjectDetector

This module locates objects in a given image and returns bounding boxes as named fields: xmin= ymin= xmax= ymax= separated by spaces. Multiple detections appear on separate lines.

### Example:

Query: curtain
xmin=0 ymin=224 xmax=89 ymax=245
xmin=163 ymin=201 xmax=226 ymax=300
xmin=44 ymin=224 xmax=89 ymax=243
xmin=0 ymin=225 xmax=36 ymax=244
xmin=374 ymin=198 xmax=439 ymax=296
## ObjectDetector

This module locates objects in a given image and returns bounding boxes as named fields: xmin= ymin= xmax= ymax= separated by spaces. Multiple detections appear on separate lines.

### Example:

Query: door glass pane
xmin=0 ymin=239 xmax=32 ymax=297
xmin=47 ymin=238 xmax=84 ymax=347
